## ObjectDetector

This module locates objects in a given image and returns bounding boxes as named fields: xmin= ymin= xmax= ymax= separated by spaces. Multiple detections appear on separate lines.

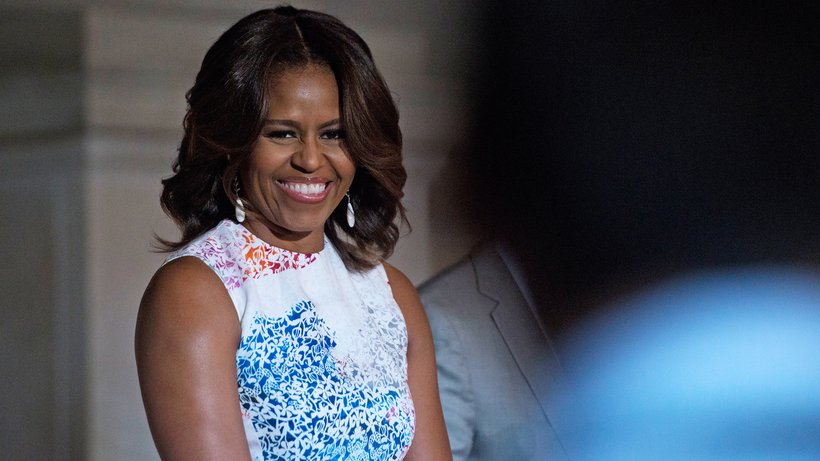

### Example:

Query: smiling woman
xmin=242 ymin=65 xmax=355 ymax=253
xmin=135 ymin=6 xmax=451 ymax=461
xmin=156 ymin=7 xmax=406 ymax=272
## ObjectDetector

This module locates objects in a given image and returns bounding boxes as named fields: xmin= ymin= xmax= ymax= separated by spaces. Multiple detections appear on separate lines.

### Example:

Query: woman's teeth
xmin=280 ymin=181 xmax=327 ymax=196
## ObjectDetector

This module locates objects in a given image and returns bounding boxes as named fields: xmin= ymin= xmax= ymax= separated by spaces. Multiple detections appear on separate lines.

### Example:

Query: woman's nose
xmin=292 ymin=137 xmax=322 ymax=172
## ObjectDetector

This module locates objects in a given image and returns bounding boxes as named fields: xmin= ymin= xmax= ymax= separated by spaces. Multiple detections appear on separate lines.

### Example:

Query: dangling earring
xmin=345 ymin=192 xmax=355 ymax=228
xmin=234 ymin=175 xmax=246 ymax=223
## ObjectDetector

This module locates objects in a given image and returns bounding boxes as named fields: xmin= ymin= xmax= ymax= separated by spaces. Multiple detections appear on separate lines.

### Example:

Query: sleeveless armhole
xmin=163 ymin=234 xmax=246 ymax=321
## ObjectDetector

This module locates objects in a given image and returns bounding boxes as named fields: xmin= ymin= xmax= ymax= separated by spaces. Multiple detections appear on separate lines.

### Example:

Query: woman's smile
xmin=275 ymin=178 xmax=333 ymax=203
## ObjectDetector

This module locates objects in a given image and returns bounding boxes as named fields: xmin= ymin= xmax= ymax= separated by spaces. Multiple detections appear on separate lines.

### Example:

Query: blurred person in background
xmin=420 ymin=240 xmax=568 ymax=460
xmin=424 ymin=0 xmax=820 ymax=459
xmin=135 ymin=7 xmax=451 ymax=460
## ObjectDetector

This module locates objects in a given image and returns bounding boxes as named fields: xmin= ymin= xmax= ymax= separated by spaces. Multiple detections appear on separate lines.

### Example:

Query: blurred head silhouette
xmin=469 ymin=2 xmax=820 ymax=458
xmin=471 ymin=0 xmax=820 ymax=337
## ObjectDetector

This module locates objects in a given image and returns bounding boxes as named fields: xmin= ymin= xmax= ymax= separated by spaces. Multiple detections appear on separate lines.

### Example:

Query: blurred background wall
xmin=0 ymin=1 xmax=480 ymax=459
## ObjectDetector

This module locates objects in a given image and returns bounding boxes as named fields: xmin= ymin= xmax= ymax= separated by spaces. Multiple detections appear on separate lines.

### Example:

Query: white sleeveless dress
xmin=166 ymin=219 xmax=415 ymax=460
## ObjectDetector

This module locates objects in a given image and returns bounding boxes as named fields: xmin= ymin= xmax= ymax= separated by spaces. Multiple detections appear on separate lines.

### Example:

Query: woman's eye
xmin=321 ymin=129 xmax=345 ymax=141
xmin=266 ymin=130 xmax=297 ymax=140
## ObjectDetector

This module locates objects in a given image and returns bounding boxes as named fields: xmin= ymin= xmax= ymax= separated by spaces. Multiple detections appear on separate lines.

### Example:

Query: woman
xmin=135 ymin=7 xmax=451 ymax=460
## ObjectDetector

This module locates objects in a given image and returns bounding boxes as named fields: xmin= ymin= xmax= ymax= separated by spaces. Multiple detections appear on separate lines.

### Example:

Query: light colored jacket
xmin=419 ymin=242 xmax=569 ymax=461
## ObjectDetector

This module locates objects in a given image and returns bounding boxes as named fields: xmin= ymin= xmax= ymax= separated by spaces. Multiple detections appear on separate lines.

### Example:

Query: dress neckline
xmin=224 ymin=219 xmax=329 ymax=257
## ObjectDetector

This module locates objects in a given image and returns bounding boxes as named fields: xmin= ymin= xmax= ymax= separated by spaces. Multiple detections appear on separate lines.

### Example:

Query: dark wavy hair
xmin=159 ymin=6 xmax=407 ymax=271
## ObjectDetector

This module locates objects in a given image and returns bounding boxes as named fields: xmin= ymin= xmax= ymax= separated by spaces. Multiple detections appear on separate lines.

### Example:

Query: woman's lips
xmin=276 ymin=179 xmax=332 ymax=203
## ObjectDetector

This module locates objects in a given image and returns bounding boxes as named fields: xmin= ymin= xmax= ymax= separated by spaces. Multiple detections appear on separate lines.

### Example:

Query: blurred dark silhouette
xmin=471 ymin=0 xmax=820 ymax=338
xmin=424 ymin=1 xmax=820 ymax=459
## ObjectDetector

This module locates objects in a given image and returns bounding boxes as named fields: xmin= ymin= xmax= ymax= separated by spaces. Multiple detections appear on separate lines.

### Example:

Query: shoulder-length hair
xmin=159 ymin=6 xmax=407 ymax=271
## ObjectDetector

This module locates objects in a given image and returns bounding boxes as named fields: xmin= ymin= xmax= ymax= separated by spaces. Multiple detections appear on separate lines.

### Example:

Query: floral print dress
xmin=167 ymin=219 xmax=415 ymax=460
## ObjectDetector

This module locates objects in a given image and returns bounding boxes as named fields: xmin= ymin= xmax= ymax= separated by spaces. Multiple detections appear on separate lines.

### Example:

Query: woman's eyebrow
xmin=318 ymin=118 xmax=341 ymax=129
xmin=263 ymin=119 xmax=299 ymax=128
xmin=262 ymin=118 xmax=340 ymax=129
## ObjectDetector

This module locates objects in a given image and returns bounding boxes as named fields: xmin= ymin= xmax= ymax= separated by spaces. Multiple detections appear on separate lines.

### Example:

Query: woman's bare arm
xmin=135 ymin=257 xmax=251 ymax=460
xmin=384 ymin=262 xmax=453 ymax=461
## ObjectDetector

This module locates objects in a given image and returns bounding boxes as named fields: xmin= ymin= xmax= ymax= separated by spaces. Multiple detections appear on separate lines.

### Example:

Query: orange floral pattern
xmin=241 ymin=231 xmax=317 ymax=281
xmin=168 ymin=220 xmax=317 ymax=290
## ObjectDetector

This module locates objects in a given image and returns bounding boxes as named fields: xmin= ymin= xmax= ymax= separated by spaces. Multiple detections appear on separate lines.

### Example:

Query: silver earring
xmin=234 ymin=176 xmax=246 ymax=223
xmin=345 ymin=192 xmax=355 ymax=228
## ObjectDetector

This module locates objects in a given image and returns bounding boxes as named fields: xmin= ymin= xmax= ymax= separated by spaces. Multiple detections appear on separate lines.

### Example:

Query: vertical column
xmin=0 ymin=6 xmax=86 ymax=461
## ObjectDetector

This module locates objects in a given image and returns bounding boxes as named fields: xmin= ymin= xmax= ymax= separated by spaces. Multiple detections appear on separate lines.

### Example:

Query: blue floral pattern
xmin=237 ymin=301 xmax=414 ymax=460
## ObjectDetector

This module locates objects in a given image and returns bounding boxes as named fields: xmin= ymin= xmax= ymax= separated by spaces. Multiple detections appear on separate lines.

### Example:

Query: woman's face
xmin=241 ymin=64 xmax=355 ymax=251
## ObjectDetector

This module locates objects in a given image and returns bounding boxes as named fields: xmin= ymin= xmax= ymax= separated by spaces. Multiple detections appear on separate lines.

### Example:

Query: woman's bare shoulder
xmin=137 ymin=256 xmax=238 ymax=344
xmin=382 ymin=262 xmax=420 ymax=306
